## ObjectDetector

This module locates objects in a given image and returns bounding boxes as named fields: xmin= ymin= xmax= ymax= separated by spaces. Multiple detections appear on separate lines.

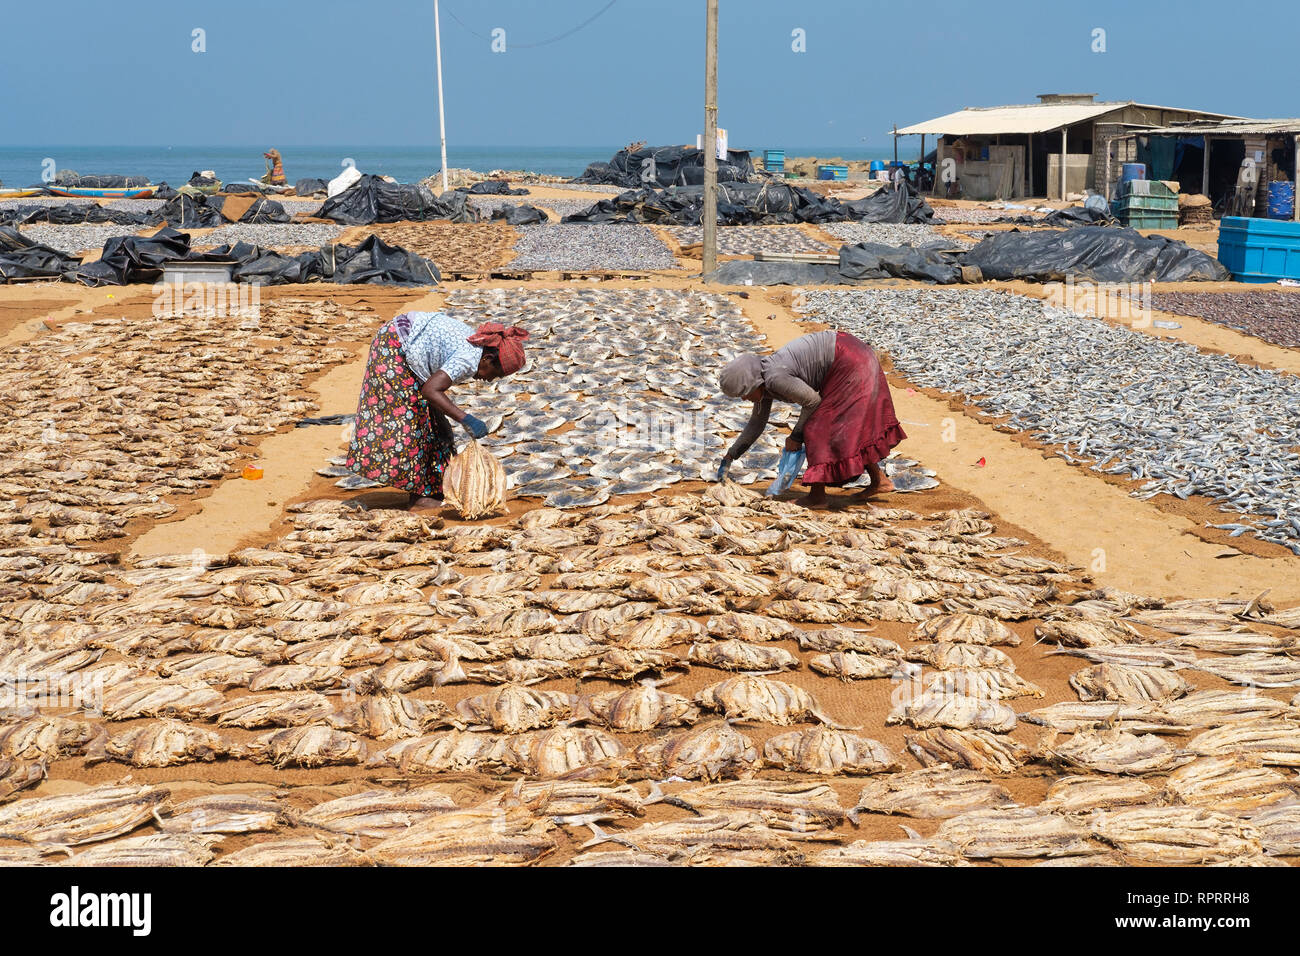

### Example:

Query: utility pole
xmin=702 ymin=0 xmax=718 ymax=277
xmin=435 ymin=0 xmax=449 ymax=193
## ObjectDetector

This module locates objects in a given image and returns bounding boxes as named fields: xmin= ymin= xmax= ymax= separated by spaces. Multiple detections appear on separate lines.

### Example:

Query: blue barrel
xmin=869 ymin=160 xmax=885 ymax=172
xmin=1121 ymin=163 xmax=1146 ymax=183
xmin=1267 ymin=181 xmax=1296 ymax=220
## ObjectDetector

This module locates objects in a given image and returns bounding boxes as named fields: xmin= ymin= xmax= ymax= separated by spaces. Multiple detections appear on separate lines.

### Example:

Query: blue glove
xmin=461 ymin=414 xmax=488 ymax=439
xmin=767 ymin=448 xmax=806 ymax=496
xmin=715 ymin=457 xmax=732 ymax=482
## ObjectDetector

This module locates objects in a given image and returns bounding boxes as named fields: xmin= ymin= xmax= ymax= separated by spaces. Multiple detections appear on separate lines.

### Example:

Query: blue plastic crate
xmin=817 ymin=165 xmax=848 ymax=181
xmin=1218 ymin=216 xmax=1300 ymax=283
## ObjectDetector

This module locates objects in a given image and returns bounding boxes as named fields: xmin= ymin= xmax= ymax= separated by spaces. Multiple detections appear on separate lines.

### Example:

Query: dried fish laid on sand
xmin=935 ymin=808 xmax=1101 ymax=860
xmin=1039 ymin=776 xmax=1159 ymax=814
xmin=761 ymin=728 xmax=900 ymax=776
xmin=798 ymin=288 xmax=1300 ymax=553
xmin=666 ymin=781 xmax=847 ymax=832
xmin=443 ymin=440 xmax=509 ymax=520
xmin=904 ymin=728 xmax=1031 ymax=774
xmin=695 ymin=676 xmax=853 ymax=728
xmin=1162 ymin=755 xmax=1299 ymax=812
xmin=1050 ymin=729 xmax=1194 ymax=774
xmin=810 ymin=839 xmax=972 ymax=867
xmin=298 ymin=786 xmax=460 ymax=838
xmin=1068 ymin=662 xmax=1192 ymax=702
xmin=1089 ymin=807 xmax=1262 ymax=865
xmin=634 ymin=722 xmax=761 ymax=781
xmin=0 ymin=784 xmax=170 ymax=846
xmin=852 ymin=767 xmax=1017 ymax=820
xmin=887 ymin=692 xmax=1018 ymax=733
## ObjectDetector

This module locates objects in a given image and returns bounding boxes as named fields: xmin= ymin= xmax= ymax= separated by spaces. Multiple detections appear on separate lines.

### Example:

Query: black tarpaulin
xmin=574 ymin=145 xmax=755 ymax=189
xmin=459 ymin=180 xmax=529 ymax=195
xmin=962 ymin=226 xmax=1229 ymax=282
xmin=492 ymin=204 xmax=549 ymax=225
xmin=0 ymin=226 xmax=82 ymax=281
xmin=76 ymin=227 xmax=193 ymax=286
xmin=315 ymin=175 xmax=478 ymax=225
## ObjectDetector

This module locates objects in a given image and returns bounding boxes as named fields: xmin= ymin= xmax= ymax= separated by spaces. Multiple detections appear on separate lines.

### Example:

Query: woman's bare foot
xmin=409 ymin=496 xmax=444 ymax=512
xmin=800 ymin=484 xmax=830 ymax=509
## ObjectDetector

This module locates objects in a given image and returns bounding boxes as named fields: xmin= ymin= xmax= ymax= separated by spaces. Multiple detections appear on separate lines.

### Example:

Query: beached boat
xmin=0 ymin=188 xmax=44 ymax=198
xmin=46 ymin=186 xmax=155 ymax=199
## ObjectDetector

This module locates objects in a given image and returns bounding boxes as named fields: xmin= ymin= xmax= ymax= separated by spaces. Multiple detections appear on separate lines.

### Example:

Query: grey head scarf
xmin=718 ymin=353 xmax=764 ymax=398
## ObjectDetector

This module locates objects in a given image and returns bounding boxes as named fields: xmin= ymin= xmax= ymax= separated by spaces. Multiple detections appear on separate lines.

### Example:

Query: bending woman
xmin=717 ymin=329 xmax=906 ymax=508
xmin=347 ymin=311 xmax=528 ymax=511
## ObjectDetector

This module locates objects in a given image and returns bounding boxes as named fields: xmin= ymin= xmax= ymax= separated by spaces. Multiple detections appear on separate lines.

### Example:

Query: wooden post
xmin=1201 ymin=136 xmax=1211 ymax=197
xmin=893 ymin=125 xmax=898 ymax=165
xmin=1059 ymin=127 xmax=1068 ymax=200
xmin=919 ymin=134 xmax=925 ymax=185
xmin=1028 ymin=133 xmax=1034 ymax=196
xmin=702 ymin=0 xmax=719 ymax=277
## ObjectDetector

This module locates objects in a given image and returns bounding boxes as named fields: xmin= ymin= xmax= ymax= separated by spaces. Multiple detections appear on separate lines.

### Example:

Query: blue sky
xmin=2 ymin=0 xmax=1293 ymax=148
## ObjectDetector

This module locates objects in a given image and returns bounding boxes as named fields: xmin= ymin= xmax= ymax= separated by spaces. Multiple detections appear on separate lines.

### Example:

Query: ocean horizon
xmin=0 ymin=144 xmax=896 ymax=190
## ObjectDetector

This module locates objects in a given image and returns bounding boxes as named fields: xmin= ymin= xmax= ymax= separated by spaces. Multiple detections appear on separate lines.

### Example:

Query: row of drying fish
xmin=0 ymin=299 xmax=380 ymax=548
xmin=798 ymin=288 xmax=1300 ymax=552
xmin=4 ymin=764 xmax=1299 ymax=865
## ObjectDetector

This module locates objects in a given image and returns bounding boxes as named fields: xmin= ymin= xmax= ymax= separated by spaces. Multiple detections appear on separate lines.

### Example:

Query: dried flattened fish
xmin=635 ymin=722 xmax=760 ymax=781
xmin=503 ymin=726 xmax=626 ymax=778
xmin=761 ymin=727 xmax=900 ymax=776
xmin=1164 ymin=755 xmax=1298 ymax=812
xmin=811 ymin=839 xmax=971 ymax=867
xmin=369 ymin=730 xmax=507 ymax=774
xmin=687 ymin=640 xmax=799 ymax=672
xmin=0 ymin=783 xmax=169 ymax=846
xmin=667 ymin=781 xmax=846 ymax=831
xmin=887 ymin=692 xmax=1017 ymax=733
xmin=457 ymin=685 xmax=575 ymax=734
xmin=1090 ymin=807 xmax=1260 ymax=864
xmin=1069 ymin=662 xmax=1192 ymax=702
xmin=100 ymin=719 xmax=228 ymax=767
xmin=915 ymin=613 xmax=1019 ymax=646
xmin=936 ymin=808 xmax=1100 ymax=860
xmin=810 ymin=651 xmax=906 ymax=681
xmin=695 ymin=676 xmax=852 ymax=728
xmin=242 ymin=725 xmax=366 ymax=768
xmin=1051 ymin=729 xmax=1193 ymax=774
xmin=922 ymin=667 xmax=1043 ymax=700
xmin=300 ymin=786 xmax=459 ymax=837
xmin=1039 ymin=775 xmax=1158 ymax=814
xmin=852 ymin=767 xmax=1017 ymax=819
xmin=904 ymin=728 xmax=1031 ymax=774
xmin=576 ymin=683 xmax=700 ymax=731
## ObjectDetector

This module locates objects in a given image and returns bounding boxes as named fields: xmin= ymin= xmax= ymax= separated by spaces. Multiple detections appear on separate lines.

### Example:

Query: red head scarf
xmin=467 ymin=322 xmax=530 ymax=375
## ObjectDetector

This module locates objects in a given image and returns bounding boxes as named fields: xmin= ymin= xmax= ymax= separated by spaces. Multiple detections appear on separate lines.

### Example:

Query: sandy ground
xmin=2 ymin=234 xmax=1299 ymax=865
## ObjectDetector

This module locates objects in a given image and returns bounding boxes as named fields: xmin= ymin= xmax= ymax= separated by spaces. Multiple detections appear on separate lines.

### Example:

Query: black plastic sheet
xmin=2 ymin=204 xmax=146 ymax=226
xmin=962 ymin=226 xmax=1229 ymax=282
xmin=492 ymin=204 xmax=548 ymax=225
xmin=315 ymin=175 xmax=478 ymax=225
xmin=563 ymin=183 xmax=933 ymax=226
xmin=459 ymin=180 xmax=529 ymax=196
xmin=838 ymin=241 xmax=961 ymax=283
xmin=76 ymin=227 xmax=193 ymax=286
xmin=575 ymin=145 xmax=755 ymax=189
xmin=0 ymin=226 xmax=82 ymax=281
xmin=294 ymin=177 xmax=327 ymax=197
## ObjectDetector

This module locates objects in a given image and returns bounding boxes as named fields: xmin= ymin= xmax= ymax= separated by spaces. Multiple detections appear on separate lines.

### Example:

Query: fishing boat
xmin=46 ymin=186 xmax=156 ymax=199
xmin=0 ymin=188 xmax=44 ymax=199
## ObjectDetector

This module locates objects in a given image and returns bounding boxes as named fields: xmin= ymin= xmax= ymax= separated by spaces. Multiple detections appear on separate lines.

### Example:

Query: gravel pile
xmin=821 ymin=222 xmax=970 ymax=249
xmin=661 ymin=225 xmax=832 ymax=255
xmin=17 ymin=224 xmax=143 ymax=253
xmin=931 ymin=206 xmax=1036 ymax=224
xmin=467 ymin=196 xmax=594 ymax=220
xmin=1151 ymin=291 xmax=1300 ymax=349
xmin=546 ymin=182 xmax=627 ymax=193
xmin=194 ymin=223 xmax=345 ymax=249
xmin=0 ymin=197 xmax=165 ymax=213
xmin=800 ymin=288 xmax=1300 ymax=553
xmin=508 ymin=223 xmax=678 ymax=271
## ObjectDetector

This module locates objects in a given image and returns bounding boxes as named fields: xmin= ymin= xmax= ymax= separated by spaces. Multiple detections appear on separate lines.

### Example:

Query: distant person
xmin=346 ymin=312 xmax=528 ymax=512
xmin=261 ymin=148 xmax=286 ymax=186
xmin=715 ymin=330 xmax=907 ymax=508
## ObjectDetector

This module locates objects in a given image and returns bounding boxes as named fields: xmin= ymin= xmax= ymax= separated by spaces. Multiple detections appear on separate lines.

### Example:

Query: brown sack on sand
xmin=443 ymin=440 xmax=507 ymax=519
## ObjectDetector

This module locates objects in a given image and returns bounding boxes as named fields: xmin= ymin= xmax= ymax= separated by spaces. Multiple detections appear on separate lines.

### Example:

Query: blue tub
xmin=1218 ymin=216 xmax=1300 ymax=283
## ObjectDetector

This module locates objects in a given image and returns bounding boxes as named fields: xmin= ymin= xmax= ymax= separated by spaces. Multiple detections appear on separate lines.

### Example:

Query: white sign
xmin=696 ymin=128 xmax=729 ymax=160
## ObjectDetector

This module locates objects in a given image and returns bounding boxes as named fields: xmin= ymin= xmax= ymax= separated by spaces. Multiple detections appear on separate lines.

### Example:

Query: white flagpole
xmin=435 ymin=0 xmax=449 ymax=192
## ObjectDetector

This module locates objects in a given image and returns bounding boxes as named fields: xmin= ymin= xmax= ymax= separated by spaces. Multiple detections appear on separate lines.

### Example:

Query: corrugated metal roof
xmin=895 ymin=101 xmax=1243 ymax=137
xmin=1138 ymin=119 xmax=1300 ymax=136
